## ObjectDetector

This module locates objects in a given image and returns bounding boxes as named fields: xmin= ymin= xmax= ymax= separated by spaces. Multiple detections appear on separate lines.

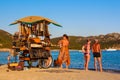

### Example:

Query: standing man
xmin=92 ymin=39 xmax=102 ymax=72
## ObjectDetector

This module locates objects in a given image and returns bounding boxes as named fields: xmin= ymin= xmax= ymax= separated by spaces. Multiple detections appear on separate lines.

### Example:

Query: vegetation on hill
xmin=51 ymin=33 xmax=120 ymax=50
xmin=0 ymin=30 xmax=12 ymax=48
xmin=0 ymin=29 xmax=120 ymax=50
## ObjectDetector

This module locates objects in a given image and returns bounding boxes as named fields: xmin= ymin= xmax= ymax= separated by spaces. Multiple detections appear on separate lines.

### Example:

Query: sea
xmin=0 ymin=50 xmax=120 ymax=72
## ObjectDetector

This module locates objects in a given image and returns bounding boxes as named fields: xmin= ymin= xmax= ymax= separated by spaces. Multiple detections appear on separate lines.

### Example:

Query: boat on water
xmin=78 ymin=50 xmax=82 ymax=52
xmin=106 ymin=49 xmax=117 ymax=51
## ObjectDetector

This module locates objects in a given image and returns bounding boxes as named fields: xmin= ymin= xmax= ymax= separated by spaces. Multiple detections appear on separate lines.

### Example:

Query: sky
xmin=0 ymin=0 xmax=120 ymax=38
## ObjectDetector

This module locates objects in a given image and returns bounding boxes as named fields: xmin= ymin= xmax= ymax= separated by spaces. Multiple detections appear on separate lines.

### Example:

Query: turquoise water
xmin=0 ymin=51 xmax=120 ymax=71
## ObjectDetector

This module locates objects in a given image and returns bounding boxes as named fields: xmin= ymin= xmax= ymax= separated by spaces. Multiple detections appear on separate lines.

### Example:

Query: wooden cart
xmin=10 ymin=16 xmax=62 ymax=68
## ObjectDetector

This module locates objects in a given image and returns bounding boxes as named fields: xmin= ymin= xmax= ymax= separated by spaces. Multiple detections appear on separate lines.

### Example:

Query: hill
xmin=51 ymin=33 xmax=120 ymax=50
xmin=0 ymin=29 xmax=120 ymax=50
xmin=0 ymin=29 xmax=12 ymax=48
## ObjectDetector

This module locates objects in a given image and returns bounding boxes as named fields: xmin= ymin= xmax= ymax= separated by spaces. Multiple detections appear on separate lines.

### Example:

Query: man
xmin=92 ymin=39 xmax=102 ymax=72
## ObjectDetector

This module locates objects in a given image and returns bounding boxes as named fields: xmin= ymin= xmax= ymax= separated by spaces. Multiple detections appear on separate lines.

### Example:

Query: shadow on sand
xmin=35 ymin=67 xmax=120 ymax=74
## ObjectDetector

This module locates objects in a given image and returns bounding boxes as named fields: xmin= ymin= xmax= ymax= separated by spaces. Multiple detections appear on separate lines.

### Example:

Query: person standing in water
xmin=57 ymin=34 xmax=70 ymax=69
xmin=82 ymin=39 xmax=91 ymax=71
xmin=92 ymin=39 xmax=102 ymax=72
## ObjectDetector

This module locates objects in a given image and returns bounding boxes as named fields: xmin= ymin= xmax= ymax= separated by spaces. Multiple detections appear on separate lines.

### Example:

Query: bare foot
xmin=66 ymin=68 xmax=68 ymax=70
xmin=85 ymin=69 xmax=88 ymax=71
xmin=59 ymin=65 xmax=63 ymax=69
xmin=95 ymin=69 xmax=98 ymax=71
xmin=100 ymin=69 xmax=103 ymax=72
xmin=66 ymin=66 xmax=68 ymax=70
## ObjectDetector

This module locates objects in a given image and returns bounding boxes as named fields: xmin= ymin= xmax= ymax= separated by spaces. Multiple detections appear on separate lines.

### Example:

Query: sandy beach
xmin=0 ymin=65 xmax=119 ymax=80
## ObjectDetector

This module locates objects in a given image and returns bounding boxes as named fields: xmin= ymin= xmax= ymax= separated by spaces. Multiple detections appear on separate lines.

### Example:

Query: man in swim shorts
xmin=92 ymin=39 xmax=102 ymax=72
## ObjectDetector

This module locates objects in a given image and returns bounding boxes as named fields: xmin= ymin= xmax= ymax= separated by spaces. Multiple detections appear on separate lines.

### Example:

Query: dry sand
xmin=0 ymin=65 xmax=120 ymax=80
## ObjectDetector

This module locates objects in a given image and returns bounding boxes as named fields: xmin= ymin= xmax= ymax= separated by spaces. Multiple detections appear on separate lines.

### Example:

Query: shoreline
xmin=0 ymin=48 xmax=120 ymax=52
xmin=0 ymin=48 xmax=10 ymax=52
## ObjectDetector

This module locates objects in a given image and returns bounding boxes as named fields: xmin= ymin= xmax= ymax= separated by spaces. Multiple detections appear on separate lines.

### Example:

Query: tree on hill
xmin=0 ymin=29 xmax=120 ymax=50
xmin=0 ymin=29 xmax=12 ymax=48
xmin=51 ymin=33 xmax=120 ymax=50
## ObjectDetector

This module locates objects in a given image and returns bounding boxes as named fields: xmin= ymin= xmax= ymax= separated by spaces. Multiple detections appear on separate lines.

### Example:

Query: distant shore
xmin=0 ymin=48 xmax=10 ymax=52
xmin=0 ymin=48 xmax=120 ymax=52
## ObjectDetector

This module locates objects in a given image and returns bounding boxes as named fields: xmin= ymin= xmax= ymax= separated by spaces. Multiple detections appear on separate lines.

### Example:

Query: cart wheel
xmin=42 ymin=55 xmax=53 ymax=68
xmin=37 ymin=51 xmax=53 ymax=69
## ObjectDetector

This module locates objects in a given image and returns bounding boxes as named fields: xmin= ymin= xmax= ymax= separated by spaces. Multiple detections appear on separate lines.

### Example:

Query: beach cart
xmin=10 ymin=16 xmax=62 ymax=68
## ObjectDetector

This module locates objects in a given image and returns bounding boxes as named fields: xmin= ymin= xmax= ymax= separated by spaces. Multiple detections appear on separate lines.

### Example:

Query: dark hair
xmin=63 ymin=34 xmax=69 ymax=40
xmin=46 ymin=36 xmax=50 ymax=41
xmin=87 ymin=39 xmax=90 ymax=42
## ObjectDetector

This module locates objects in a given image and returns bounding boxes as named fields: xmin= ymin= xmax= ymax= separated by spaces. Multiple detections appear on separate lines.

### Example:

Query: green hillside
xmin=51 ymin=33 xmax=120 ymax=50
xmin=0 ymin=29 xmax=12 ymax=48
xmin=0 ymin=29 xmax=120 ymax=50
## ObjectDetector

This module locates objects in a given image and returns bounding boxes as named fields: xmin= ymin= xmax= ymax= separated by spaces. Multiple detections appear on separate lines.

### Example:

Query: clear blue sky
xmin=0 ymin=0 xmax=120 ymax=38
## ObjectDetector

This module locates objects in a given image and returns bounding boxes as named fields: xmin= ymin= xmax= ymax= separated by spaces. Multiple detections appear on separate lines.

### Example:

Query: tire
xmin=38 ymin=55 xmax=53 ymax=69
xmin=43 ymin=55 xmax=53 ymax=68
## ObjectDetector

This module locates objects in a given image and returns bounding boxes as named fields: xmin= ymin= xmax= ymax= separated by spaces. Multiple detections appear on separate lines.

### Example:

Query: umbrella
xmin=10 ymin=16 xmax=62 ymax=27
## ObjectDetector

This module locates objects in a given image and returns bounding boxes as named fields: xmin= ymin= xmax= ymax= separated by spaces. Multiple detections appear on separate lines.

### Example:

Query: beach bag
xmin=16 ymin=66 xmax=23 ymax=71
xmin=16 ymin=61 xmax=24 ymax=71
xmin=8 ymin=63 xmax=18 ymax=71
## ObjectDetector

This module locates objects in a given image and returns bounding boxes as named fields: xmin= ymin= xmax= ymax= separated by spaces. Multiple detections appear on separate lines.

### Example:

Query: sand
xmin=0 ymin=65 xmax=120 ymax=80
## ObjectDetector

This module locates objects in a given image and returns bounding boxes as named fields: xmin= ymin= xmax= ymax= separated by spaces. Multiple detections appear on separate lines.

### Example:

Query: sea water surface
xmin=0 ymin=50 xmax=120 ymax=71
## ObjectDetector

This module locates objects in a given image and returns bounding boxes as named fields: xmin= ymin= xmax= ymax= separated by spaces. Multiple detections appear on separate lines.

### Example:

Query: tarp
xmin=10 ymin=16 xmax=62 ymax=27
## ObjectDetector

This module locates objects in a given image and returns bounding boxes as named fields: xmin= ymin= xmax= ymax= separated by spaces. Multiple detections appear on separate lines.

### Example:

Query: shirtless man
xmin=82 ymin=39 xmax=91 ymax=71
xmin=57 ymin=34 xmax=70 ymax=69
xmin=92 ymin=39 xmax=102 ymax=72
